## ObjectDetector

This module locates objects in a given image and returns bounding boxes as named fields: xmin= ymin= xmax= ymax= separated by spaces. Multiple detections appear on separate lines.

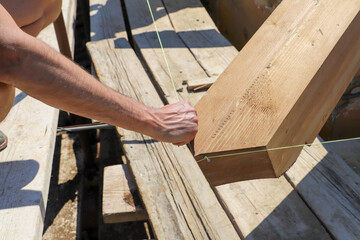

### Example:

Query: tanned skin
xmin=0 ymin=0 xmax=198 ymax=145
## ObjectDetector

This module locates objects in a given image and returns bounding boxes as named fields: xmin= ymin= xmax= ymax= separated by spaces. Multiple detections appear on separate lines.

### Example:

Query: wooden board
xmin=326 ymin=139 xmax=360 ymax=176
xmin=161 ymin=0 xmax=237 ymax=76
xmin=0 ymin=1 xmax=76 ymax=239
xmin=286 ymin=138 xmax=360 ymax=239
xmin=194 ymin=0 xmax=360 ymax=185
xmin=103 ymin=164 xmax=148 ymax=223
xmin=123 ymin=0 xmax=208 ymax=105
xmin=88 ymin=1 xmax=239 ymax=238
xmin=217 ymin=177 xmax=330 ymax=239
xmin=87 ymin=38 xmax=239 ymax=239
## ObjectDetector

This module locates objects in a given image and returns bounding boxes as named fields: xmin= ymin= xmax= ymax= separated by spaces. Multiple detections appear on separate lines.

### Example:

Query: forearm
xmin=3 ymin=31 xmax=158 ymax=136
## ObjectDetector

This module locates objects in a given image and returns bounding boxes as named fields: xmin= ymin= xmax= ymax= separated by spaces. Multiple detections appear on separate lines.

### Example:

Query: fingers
xmin=151 ymin=100 xmax=198 ymax=144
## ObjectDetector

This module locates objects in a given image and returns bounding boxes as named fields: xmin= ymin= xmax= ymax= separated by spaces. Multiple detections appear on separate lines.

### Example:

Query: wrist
xmin=141 ymin=106 xmax=165 ymax=139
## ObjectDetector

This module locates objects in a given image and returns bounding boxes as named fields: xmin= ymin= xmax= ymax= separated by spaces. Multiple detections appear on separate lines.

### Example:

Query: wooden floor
xmin=87 ymin=0 xmax=360 ymax=239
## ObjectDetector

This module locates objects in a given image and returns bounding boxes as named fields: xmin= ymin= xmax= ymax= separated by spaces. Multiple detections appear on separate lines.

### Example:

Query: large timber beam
xmin=194 ymin=0 xmax=360 ymax=186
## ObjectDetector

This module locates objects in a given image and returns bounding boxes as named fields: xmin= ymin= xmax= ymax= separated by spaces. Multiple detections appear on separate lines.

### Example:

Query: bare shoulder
xmin=0 ymin=0 xmax=62 ymax=29
xmin=0 ymin=3 xmax=19 ymax=30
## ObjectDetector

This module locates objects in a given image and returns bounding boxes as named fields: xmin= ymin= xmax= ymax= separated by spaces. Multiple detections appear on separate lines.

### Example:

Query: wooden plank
xmin=217 ymin=177 xmax=330 ymax=240
xmin=89 ymin=0 xmax=127 ymax=41
xmin=103 ymin=164 xmax=148 ymax=223
xmin=124 ymin=0 xmax=208 ymax=105
xmin=88 ymin=1 xmax=239 ymax=238
xmin=187 ymin=76 xmax=217 ymax=90
xmin=87 ymin=38 xmax=239 ymax=239
xmin=286 ymin=137 xmax=360 ymax=239
xmin=161 ymin=0 xmax=238 ymax=76
xmin=326 ymin=139 xmax=360 ymax=176
xmin=194 ymin=0 xmax=360 ymax=185
xmin=0 ymin=1 xmax=76 ymax=239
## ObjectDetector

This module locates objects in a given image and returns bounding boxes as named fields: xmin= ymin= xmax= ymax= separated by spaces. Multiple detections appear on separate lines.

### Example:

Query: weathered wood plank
xmin=87 ymin=38 xmax=239 ymax=239
xmin=90 ymin=0 xmax=127 ymax=41
xmin=326 ymin=139 xmax=360 ymax=176
xmin=194 ymin=0 xmax=360 ymax=185
xmin=124 ymin=0 xmax=208 ymax=105
xmin=88 ymin=1 xmax=239 ymax=238
xmin=0 ymin=1 xmax=76 ymax=239
xmin=286 ymin=138 xmax=360 ymax=240
xmin=161 ymin=0 xmax=237 ymax=76
xmin=217 ymin=177 xmax=330 ymax=240
xmin=103 ymin=164 xmax=148 ymax=223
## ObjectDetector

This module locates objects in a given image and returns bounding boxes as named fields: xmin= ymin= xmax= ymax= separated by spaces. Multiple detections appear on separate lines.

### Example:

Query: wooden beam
xmin=103 ymin=165 xmax=148 ymax=223
xmin=194 ymin=0 xmax=360 ymax=185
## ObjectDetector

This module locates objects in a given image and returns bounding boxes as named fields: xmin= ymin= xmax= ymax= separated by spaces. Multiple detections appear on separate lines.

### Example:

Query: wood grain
xmin=162 ymin=0 xmax=237 ymax=76
xmin=87 ymin=38 xmax=239 ymax=239
xmin=124 ymin=0 xmax=207 ymax=105
xmin=187 ymin=76 xmax=217 ymax=90
xmin=286 ymin=138 xmax=360 ymax=240
xmin=122 ymin=0 xmax=337 ymax=238
xmin=88 ymin=1 xmax=239 ymax=238
xmin=217 ymin=177 xmax=330 ymax=239
xmin=103 ymin=164 xmax=148 ymax=223
xmin=194 ymin=0 xmax=360 ymax=185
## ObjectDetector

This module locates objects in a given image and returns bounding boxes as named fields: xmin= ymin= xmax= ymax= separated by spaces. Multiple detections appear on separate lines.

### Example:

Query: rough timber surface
xmin=217 ymin=177 xmax=330 ymax=240
xmin=123 ymin=0 xmax=335 ymax=239
xmin=194 ymin=0 xmax=360 ymax=185
xmin=0 ymin=1 xmax=75 ymax=239
xmin=87 ymin=39 xmax=239 ymax=240
xmin=88 ymin=1 xmax=239 ymax=239
xmin=326 ymin=139 xmax=360 ymax=176
xmin=89 ymin=0 xmax=360 ymax=239
xmin=286 ymin=138 xmax=360 ymax=240
xmin=161 ymin=0 xmax=237 ymax=76
xmin=103 ymin=164 xmax=148 ymax=223
xmin=124 ymin=0 xmax=208 ymax=105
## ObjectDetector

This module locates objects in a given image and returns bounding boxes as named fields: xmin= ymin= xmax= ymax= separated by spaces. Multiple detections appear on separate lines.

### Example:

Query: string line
xmin=145 ymin=1 xmax=360 ymax=164
xmin=146 ymin=0 xmax=179 ymax=101
xmin=197 ymin=137 xmax=360 ymax=163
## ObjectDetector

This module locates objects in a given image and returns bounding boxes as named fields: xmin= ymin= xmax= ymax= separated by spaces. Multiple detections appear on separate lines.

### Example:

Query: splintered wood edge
xmin=187 ymin=76 xmax=218 ymax=90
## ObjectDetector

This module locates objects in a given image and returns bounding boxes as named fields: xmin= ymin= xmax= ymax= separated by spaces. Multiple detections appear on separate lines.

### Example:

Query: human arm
xmin=0 ymin=4 xmax=197 ymax=144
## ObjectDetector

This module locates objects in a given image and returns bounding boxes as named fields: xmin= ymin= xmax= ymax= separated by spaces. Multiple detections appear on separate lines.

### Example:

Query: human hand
xmin=148 ymin=101 xmax=198 ymax=145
